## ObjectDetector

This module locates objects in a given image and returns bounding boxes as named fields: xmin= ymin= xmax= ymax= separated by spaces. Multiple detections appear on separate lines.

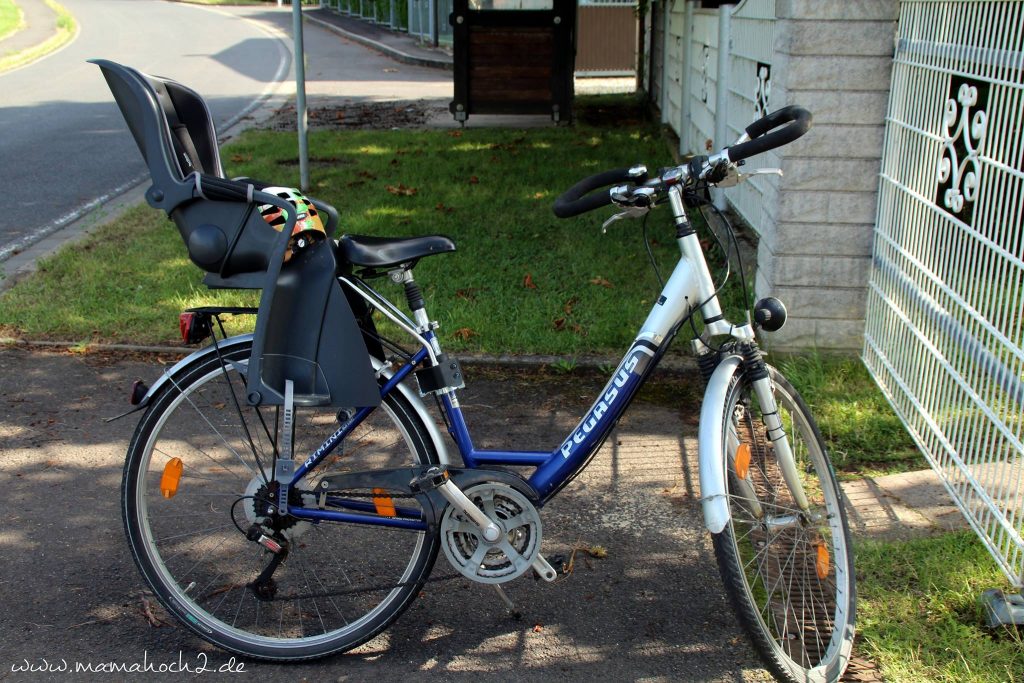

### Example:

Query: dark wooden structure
xmin=449 ymin=0 xmax=576 ymax=123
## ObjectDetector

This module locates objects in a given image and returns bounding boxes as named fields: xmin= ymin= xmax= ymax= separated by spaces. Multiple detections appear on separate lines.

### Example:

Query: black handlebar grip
xmin=552 ymin=167 xmax=636 ymax=218
xmin=727 ymin=105 xmax=812 ymax=163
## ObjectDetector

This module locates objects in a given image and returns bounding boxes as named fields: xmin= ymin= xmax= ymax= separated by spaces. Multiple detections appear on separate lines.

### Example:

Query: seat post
xmin=390 ymin=268 xmax=431 ymax=332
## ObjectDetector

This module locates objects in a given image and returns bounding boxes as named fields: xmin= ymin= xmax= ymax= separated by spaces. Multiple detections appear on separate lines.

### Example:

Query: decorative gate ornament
xmin=937 ymin=79 xmax=988 ymax=218
xmin=700 ymin=44 xmax=710 ymax=103
xmin=754 ymin=61 xmax=771 ymax=120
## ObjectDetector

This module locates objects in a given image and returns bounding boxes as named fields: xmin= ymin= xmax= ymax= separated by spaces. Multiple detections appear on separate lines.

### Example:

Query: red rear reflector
xmin=179 ymin=312 xmax=195 ymax=344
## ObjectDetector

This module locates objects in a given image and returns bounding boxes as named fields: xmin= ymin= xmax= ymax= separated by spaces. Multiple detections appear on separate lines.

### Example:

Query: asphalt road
xmin=0 ymin=348 xmax=765 ymax=681
xmin=0 ymin=0 xmax=291 ymax=260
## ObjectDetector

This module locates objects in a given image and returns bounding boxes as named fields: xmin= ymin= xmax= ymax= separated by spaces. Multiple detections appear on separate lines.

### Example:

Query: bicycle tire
xmin=122 ymin=342 xmax=440 ymax=661
xmin=712 ymin=366 xmax=856 ymax=683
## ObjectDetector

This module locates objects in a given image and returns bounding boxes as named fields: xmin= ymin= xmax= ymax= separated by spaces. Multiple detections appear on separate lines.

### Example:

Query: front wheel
xmin=122 ymin=342 xmax=440 ymax=661
xmin=712 ymin=366 xmax=855 ymax=683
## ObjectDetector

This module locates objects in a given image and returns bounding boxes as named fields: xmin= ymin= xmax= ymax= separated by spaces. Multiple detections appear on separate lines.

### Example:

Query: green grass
xmin=0 ymin=0 xmax=23 ymax=42
xmin=0 ymin=205 xmax=259 ymax=345
xmin=775 ymin=352 xmax=924 ymax=474
xmin=1 ymin=119 xmax=684 ymax=350
xmin=857 ymin=531 xmax=1024 ymax=683
xmin=0 ymin=0 xmax=75 ymax=73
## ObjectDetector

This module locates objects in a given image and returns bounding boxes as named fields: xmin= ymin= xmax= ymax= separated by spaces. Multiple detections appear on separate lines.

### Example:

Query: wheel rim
xmin=724 ymin=378 xmax=853 ymax=676
xmin=128 ymin=358 xmax=432 ymax=652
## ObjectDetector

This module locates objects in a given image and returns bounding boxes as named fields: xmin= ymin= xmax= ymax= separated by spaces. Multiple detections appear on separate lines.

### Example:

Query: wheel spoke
xmin=124 ymin=344 xmax=439 ymax=658
xmin=714 ymin=369 xmax=854 ymax=678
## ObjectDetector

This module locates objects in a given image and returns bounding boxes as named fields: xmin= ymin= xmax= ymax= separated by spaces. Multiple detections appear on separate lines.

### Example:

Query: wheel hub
xmin=241 ymin=477 xmax=315 ymax=541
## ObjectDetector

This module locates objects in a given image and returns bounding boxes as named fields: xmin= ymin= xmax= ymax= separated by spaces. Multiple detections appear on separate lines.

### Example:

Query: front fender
xmin=698 ymin=354 xmax=742 ymax=534
xmin=135 ymin=334 xmax=452 ymax=465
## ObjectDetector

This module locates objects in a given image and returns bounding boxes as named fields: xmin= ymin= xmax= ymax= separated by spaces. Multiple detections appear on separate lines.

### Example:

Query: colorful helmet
xmin=258 ymin=187 xmax=326 ymax=261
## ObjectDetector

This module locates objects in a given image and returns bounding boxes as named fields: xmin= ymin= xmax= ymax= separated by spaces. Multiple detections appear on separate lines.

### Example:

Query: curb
xmin=0 ymin=338 xmax=698 ymax=373
xmin=304 ymin=11 xmax=452 ymax=71
xmin=0 ymin=0 xmax=78 ymax=75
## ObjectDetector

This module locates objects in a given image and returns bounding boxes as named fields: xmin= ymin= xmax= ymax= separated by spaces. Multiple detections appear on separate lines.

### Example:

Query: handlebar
xmin=551 ymin=105 xmax=812 ymax=219
xmin=552 ymin=167 xmax=643 ymax=218
xmin=725 ymin=105 xmax=812 ymax=164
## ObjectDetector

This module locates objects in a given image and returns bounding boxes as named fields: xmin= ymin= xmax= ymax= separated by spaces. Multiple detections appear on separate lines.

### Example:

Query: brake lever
xmin=714 ymin=166 xmax=784 ymax=188
xmin=601 ymin=206 xmax=650 ymax=232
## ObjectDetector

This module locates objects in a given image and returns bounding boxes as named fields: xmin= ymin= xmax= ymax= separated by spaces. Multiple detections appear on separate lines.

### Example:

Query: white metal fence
xmin=676 ymin=0 xmax=777 ymax=234
xmin=864 ymin=0 xmax=1024 ymax=588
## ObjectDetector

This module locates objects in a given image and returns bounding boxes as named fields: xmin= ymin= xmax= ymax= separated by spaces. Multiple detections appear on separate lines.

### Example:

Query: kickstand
xmin=493 ymin=584 xmax=522 ymax=620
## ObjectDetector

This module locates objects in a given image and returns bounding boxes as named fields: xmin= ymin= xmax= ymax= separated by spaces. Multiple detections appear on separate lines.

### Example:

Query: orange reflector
xmin=816 ymin=541 xmax=831 ymax=579
xmin=734 ymin=443 xmax=752 ymax=479
xmin=372 ymin=488 xmax=397 ymax=517
xmin=160 ymin=457 xmax=183 ymax=499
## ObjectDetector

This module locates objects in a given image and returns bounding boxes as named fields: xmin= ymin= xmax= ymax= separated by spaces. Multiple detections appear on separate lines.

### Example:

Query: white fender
xmin=138 ymin=334 xmax=452 ymax=465
xmin=697 ymin=353 xmax=743 ymax=534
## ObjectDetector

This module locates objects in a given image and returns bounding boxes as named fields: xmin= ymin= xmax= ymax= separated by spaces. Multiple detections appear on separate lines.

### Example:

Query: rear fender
xmin=131 ymin=334 xmax=452 ymax=464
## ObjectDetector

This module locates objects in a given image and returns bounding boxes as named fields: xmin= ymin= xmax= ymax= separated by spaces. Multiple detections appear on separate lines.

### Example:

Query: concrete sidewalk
xmin=0 ymin=0 xmax=57 ymax=56
xmin=306 ymin=7 xmax=453 ymax=70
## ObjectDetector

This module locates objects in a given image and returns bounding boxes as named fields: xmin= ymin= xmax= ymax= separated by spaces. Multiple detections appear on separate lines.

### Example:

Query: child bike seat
xmin=93 ymin=58 xmax=380 ymax=409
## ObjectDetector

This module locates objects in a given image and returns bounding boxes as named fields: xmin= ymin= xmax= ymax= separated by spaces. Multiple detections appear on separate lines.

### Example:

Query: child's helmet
xmin=258 ymin=187 xmax=326 ymax=261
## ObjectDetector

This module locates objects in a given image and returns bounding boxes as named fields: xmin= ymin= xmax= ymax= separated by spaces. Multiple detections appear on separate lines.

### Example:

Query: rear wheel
xmin=122 ymin=342 xmax=439 ymax=661
xmin=712 ymin=367 xmax=855 ymax=682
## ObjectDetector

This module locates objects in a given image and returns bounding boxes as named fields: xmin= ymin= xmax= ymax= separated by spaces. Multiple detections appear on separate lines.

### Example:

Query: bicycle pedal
xmin=538 ymin=553 xmax=569 ymax=578
xmin=409 ymin=466 xmax=450 ymax=493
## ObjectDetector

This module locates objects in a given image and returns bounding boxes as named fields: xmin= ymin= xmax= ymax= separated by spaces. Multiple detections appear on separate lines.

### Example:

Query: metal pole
xmin=679 ymin=0 xmax=693 ymax=156
xmin=429 ymin=0 xmax=437 ymax=47
xmin=660 ymin=0 xmax=671 ymax=124
xmin=292 ymin=0 xmax=310 ymax=191
xmin=713 ymin=2 xmax=734 ymax=211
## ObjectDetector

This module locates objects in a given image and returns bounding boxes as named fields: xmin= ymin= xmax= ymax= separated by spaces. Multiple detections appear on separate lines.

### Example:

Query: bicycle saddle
xmin=339 ymin=234 xmax=456 ymax=269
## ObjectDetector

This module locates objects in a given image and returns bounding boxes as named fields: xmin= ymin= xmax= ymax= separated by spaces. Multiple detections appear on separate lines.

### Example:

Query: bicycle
xmin=95 ymin=58 xmax=855 ymax=683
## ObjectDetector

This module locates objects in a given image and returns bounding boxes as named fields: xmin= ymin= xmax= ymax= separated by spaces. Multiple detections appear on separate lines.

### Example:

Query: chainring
xmin=440 ymin=482 xmax=542 ymax=584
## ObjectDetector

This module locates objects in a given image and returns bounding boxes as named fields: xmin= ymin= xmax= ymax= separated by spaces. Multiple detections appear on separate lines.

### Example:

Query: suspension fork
xmin=739 ymin=344 xmax=811 ymax=513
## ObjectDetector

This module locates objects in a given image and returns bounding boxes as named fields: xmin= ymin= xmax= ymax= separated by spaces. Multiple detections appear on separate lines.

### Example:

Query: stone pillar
xmin=757 ymin=0 xmax=898 ymax=350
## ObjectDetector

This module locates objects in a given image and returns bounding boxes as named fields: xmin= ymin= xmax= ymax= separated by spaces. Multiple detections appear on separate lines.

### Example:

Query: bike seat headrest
xmin=90 ymin=58 xmax=223 ymax=195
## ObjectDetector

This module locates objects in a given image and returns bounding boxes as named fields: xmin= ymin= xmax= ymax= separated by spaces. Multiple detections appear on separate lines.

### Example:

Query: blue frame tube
xmin=290 ymin=347 xmax=431 ymax=485
xmin=289 ymin=505 xmax=428 ymax=531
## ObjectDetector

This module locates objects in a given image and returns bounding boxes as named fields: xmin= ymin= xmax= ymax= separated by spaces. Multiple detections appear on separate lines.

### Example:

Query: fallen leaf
xmin=553 ymin=317 xmax=566 ymax=331
xmin=452 ymin=328 xmax=478 ymax=341
xmin=571 ymin=323 xmax=587 ymax=336
xmin=447 ymin=130 xmax=463 ymax=138
xmin=589 ymin=277 xmax=613 ymax=288
xmin=468 ymin=176 xmax=479 ymax=184
xmin=358 ymin=170 xmax=378 ymax=179
xmin=532 ymin=191 xmax=545 ymax=199
xmin=386 ymin=184 xmax=418 ymax=196
xmin=523 ymin=273 xmax=537 ymax=289
xmin=435 ymin=203 xmax=455 ymax=214
xmin=562 ymin=296 xmax=579 ymax=315
xmin=456 ymin=288 xmax=480 ymax=301
xmin=230 ymin=153 xmax=251 ymax=163
xmin=532 ymin=624 xmax=543 ymax=633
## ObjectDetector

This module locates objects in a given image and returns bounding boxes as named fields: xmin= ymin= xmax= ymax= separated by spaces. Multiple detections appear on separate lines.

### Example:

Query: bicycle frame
xmin=281 ymin=184 xmax=777 ymax=527
xmin=141 ymin=186 xmax=807 ymax=534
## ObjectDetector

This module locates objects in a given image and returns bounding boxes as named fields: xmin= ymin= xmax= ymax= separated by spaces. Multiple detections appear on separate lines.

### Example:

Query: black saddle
xmin=340 ymin=234 xmax=456 ymax=270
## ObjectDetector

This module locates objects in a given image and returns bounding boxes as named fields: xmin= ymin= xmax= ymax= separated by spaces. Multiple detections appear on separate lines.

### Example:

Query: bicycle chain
xmin=255 ymin=487 xmax=456 ymax=603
